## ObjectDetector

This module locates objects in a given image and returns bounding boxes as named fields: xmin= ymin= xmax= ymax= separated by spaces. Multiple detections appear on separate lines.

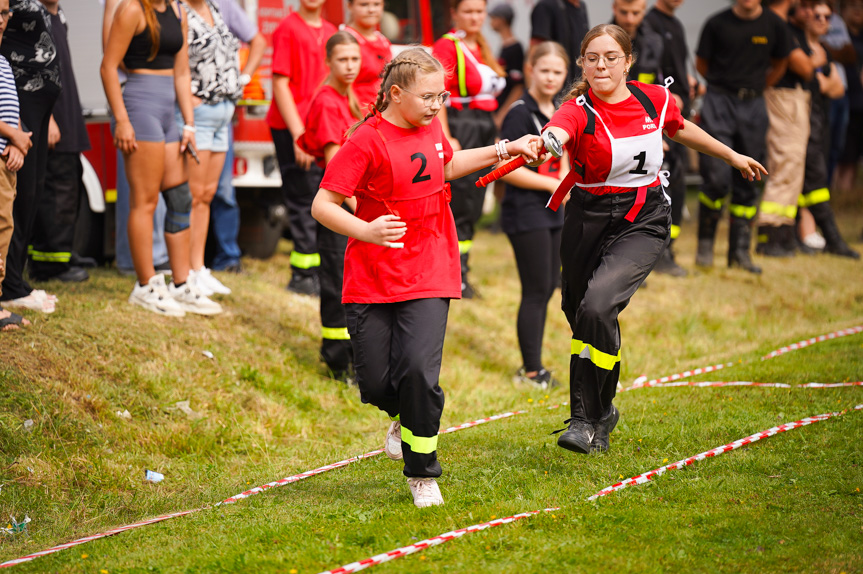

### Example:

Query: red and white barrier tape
xmin=628 ymin=324 xmax=862 ymax=390
xmin=800 ymin=382 xmax=863 ymax=388
xmin=588 ymin=404 xmax=863 ymax=501
xmin=625 ymin=380 xmax=863 ymax=390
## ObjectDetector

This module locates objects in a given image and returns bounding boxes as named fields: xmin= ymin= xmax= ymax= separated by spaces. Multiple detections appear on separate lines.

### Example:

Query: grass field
xmin=1 ymin=198 xmax=862 ymax=573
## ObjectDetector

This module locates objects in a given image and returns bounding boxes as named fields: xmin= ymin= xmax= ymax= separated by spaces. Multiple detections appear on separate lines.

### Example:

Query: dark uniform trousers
xmin=271 ymin=128 xmax=321 ymax=278
xmin=317 ymin=221 xmax=352 ymax=375
xmin=561 ymin=186 xmax=670 ymax=422
xmin=446 ymin=108 xmax=496 ymax=275
xmin=29 ymin=152 xmax=83 ymax=279
xmin=346 ymin=298 xmax=449 ymax=478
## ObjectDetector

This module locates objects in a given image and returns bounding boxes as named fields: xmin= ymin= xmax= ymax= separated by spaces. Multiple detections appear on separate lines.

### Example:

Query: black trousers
xmin=318 ymin=221 xmax=352 ymax=375
xmin=664 ymin=137 xmax=687 ymax=239
xmin=802 ymin=100 xmax=829 ymax=195
xmin=561 ymin=187 xmax=670 ymax=422
xmin=346 ymin=298 xmax=449 ymax=478
xmin=507 ymin=226 xmax=561 ymax=373
xmin=1 ymin=90 xmax=58 ymax=301
xmin=29 ymin=151 xmax=83 ymax=279
xmin=271 ymin=128 xmax=320 ymax=278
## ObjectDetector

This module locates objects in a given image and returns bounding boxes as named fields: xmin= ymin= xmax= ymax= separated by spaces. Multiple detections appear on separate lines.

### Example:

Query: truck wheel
xmin=237 ymin=187 xmax=287 ymax=260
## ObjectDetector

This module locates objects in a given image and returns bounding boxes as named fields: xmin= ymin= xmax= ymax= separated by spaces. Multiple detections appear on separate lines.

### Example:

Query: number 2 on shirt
xmin=411 ymin=152 xmax=432 ymax=184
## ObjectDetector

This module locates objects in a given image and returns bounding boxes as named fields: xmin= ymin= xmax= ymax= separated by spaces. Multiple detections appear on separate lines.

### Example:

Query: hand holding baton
xmin=475 ymin=131 xmax=564 ymax=188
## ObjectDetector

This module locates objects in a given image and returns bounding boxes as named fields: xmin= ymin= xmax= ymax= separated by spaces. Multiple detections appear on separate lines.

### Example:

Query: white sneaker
xmin=129 ymin=274 xmax=185 ymax=317
xmin=194 ymin=267 xmax=231 ymax=295
xmin=168 ymin=280 xmax=223 ymax=315
xmin=384 ymin=420 xmax=403 ymax=460
xmin=188 ymin=268 xmax=213 ymax=297
xmin=407 ymin=477 xmax=444 ymax=508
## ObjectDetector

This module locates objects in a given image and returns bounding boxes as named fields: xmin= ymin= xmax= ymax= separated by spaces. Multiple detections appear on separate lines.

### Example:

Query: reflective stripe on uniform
xmin=401 ymin=425 xmax=438 ymax=454
xmin=798 ymin=187 xmax=830 ymax=207
xmin=698 ymin=192 xmax=723 ymax=211
xmin=443 ymin=33 xmax=468 ymax=98
xmin=27 ymin=247 xmax=71 ymax=263
xmin=760 ymin=201 xmax=797 ymax=219
xmin=571 ymin=339 xmax=621 ymax=371
xmin=729 ymin=203 xmax=758 ymax=220
xmin=637 ymin=73 xmax=656 ymax=85
xmin=321 ymin=326 xmax=350 ymax=340
xmin=670 ymin=224 xmax=681 ymax=240
xmin=458 ymin=240 xmax=472 ymax=255
xmin=289 ymin=251 xmax=321 ymax=269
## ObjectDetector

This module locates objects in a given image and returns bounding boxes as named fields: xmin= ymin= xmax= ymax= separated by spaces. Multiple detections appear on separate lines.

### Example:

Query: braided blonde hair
xmin=346 ymin=47 xmax=444 ymax=137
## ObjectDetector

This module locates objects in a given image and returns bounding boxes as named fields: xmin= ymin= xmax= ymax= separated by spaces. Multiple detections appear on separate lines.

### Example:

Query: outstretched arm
xmin=670 ymin=120 xmax=767 ymax=182
xmin=445 ymin=134 xmax=541 ymax=181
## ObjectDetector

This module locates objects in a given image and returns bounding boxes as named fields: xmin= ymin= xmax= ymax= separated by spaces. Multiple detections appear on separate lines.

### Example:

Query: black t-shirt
xmin=696 ymin=7 xmax=791 ymax=92
xmin=645 ymin=8 xmax=690 ymax=110
xmin=50 ymin=10 xmax=89 ymax=153
xmin=496 ymin=41 xmax=525 ymax=109
xmin=500 ymin=91 xmax=564 ymax=235
xmin=844 ymin=29 xmax=863 ymax=111
xmin=531 ymin=0 xmax=589 ymax=83
xmin=775 ymin=22 xmax=810 ymax=90
xmin=620 ymin=20 xmax=664 ymax=86
xmin=810 ymin=45 xmax=834 ymax=115
xmin=0 ymin=0 xmax=61 ymax=97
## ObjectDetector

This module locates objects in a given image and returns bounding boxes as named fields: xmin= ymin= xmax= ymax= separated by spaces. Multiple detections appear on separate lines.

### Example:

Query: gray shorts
xmin=114 ymin=74 xmax=180 ymax=144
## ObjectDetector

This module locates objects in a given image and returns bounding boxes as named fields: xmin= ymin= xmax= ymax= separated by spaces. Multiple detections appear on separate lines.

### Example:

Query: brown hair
xmin=325 ymin=31 xmax=363 ymax=120
xmin=346 ymin=47 xmax=444 ymax=137
xmin=564 ymin=24 xmax=636 ymax=101
xmin=527 ymin=41 xmax=570 ymax=70
xmin=138 ymin=0 xmax=162 ymax=62
xmin=451 ymin=0 xmax=506 ymax=76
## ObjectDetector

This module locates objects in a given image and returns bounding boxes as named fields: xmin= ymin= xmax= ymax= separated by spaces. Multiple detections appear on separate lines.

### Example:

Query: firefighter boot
xmin=756 ymin=224 xmax=795 ymax=258
xmin=810 ymin=203 xmax=861 ymax=259
xmin=695 ymin=204 xmax=722 ymax=268
xmin=653 ymin=240 xmax=688 ymax=277
xmin=728 ymin=216 xmax=762 ymax=274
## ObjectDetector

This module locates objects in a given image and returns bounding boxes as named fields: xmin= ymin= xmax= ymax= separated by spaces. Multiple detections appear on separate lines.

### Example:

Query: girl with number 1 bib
xmin=312 ymin=48 xmax=540 ymax=508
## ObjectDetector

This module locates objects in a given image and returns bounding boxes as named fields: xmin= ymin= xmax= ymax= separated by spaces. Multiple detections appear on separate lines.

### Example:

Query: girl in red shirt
xmin=432 ymin=0 xmax=505 ymax=298
xmin=541 ymin=25 xmax=766 ymax=456
xmin=342 ymin=0 xmax=391 ymax=110
xmin=311 ymin=48 xmax=539 ymax=508
xmin=298 ymin=31 xmax=362 ymax=383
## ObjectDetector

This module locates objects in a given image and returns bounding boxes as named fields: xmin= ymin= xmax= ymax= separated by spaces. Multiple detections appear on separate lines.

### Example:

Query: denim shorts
xmin=115 ymin=74 xmax=180 ymax=143
xmin=176 ymin=100 xmax=235 ymax=153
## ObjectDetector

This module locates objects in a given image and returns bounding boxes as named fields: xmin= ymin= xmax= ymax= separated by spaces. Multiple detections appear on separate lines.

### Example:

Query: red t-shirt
xmin=432 ymin=33 xmax=499 ymax=112
xmin=547 ymin=83 xmax=685 ymax=195
xmin=320 ymin=115 xmax=459 ymax=304
xmin=266 ymin=12 xmax=338 ymax=130
xmin=298 ymin=85 xmax=356 ymax=168
xmin=344 ymin=26 xmax=391 ymax=111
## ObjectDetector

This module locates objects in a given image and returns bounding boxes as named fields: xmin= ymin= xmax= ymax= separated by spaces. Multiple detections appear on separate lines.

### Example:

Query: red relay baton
xmin=475 ymin=131 xmax=564 ymax=187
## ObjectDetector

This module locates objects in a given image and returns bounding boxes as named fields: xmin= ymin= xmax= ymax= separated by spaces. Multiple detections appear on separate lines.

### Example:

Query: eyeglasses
xmin=813 ymin=13 xmax=830 ymax=21
xmin=582 ymin=53 xmax=624 ymax=68
xmin=0 ymin=10 xmax=12 ymax=20
xmin=401 ymin=88 xmax=450 ymax=107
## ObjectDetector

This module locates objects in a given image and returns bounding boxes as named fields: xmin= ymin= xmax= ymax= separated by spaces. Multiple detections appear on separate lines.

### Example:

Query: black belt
xmin=709 ymin=85 xmax=763 ymax=101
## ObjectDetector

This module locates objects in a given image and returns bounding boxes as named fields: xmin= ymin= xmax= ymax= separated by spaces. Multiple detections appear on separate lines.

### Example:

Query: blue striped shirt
xmin=0 ymin=56 xmax=19 ymax=155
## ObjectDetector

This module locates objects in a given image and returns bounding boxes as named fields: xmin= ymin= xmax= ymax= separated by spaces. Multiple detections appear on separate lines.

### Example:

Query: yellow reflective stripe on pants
xmin=321 ymin=327 xmax=350 ymax=340
xmin=798 ymin=187 xmax=830 ymax=207
xmin=27 ymin=246 xmax=71 ymax=263
xmin=729 ymin=203 xmax=758 ymax=220
xmin=760 ymin=201 xmax=797 ymax=220
xmin=571 ymin=339 xmax=621 ymax=371
xmin=289 ymin=251 xmax=321 ymax=269
xmin=670 ymin=224 xmax=681 ymax=240
xmin=698 ymin=192 xmax=723 ymax=211
xmin=401 ymin=425 xmax=438 ymax=454
xmin=458 ymin=240 xmax=472 ymax=255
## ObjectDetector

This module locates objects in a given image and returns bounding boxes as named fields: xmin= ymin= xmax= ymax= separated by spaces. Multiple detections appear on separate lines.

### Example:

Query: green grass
xmin=1 ymin=197 xmax=862 ymax=572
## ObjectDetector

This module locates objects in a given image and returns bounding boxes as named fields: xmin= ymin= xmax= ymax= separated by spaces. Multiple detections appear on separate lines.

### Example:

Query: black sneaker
xmin=590 ymin=404 xmax=620 ymax=453
xmin=514 ymin=367 xmax=560 ymax=390
xmin=70 ymin=253 xmax=98 ymax=268
xmin=287 ymin=274 xmax=320 ymax=297
xmin=553 ymin=418 xmax=595 ymax=454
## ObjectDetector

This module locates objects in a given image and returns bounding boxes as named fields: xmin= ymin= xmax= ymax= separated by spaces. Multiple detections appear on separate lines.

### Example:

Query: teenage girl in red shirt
xmin=298 ymin=31 xmax=362 ymax=383
xmin=432 ymin=0 xmax=506 ymax=298
xmin=342 ymin=0 xmax=391 ymax=110
xmin=311 ymin=48 xmax=540 ymax=508
xmin=540 ymin=25 xmax=766 ymax=456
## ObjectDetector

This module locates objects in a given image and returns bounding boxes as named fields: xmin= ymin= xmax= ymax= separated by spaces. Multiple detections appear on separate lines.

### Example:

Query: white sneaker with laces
xmin=128 ymin=274 xmax=185 ymax=317
xmin=384 ymin=420 xmax=403 ymax=460
xmin=407 ymin=477 xmax=444 ymax=508
xmin=168 ymin=280 xmax=223 ymax=315
xmin=195 ymin=266 xmax=231 ymax=295
xmin=188 ymin=268 xmax=213 ymax=297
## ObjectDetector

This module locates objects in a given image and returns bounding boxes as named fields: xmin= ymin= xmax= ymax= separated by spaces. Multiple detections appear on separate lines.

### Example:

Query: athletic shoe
xmin=128 ymin=274 xmax=185 ymax=317
xmin=590 ymin=404 xmax=620 ymax=453
xmin=192 ymin=267 xmax=232 ymax=296
xmin=554 ymin=418 xmax=595 ymax=454
xmin=168 ymin=281 xmax=223 ymax=315
xmin=514 ymin=367 xmax=560 ymax=390
xmin=407 ymin=477 xmax=444 ymax=508
xmin=188 ymin=268 xmax=212 ymax=296
xmin=287 ymin=274 xmax=320 ymax=297
xmin=384 ymin=420 xmax=403 ymax=460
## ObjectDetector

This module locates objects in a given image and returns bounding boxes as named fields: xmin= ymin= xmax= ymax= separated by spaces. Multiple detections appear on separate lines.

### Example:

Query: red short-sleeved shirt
xmin=432 ymin=33 xmax=499 ymax=112
xmin=266 ymin=12 xmax=337 ymax=130
xmin=547 ymin=82 xmax=685 ymax=194
xmin=298 ymin=85 xmax=356 ymax=168
xmin=320 ymin=115 xmax=459 ymax=304
xmin=344 ymin=26 xmax=391 ymax=111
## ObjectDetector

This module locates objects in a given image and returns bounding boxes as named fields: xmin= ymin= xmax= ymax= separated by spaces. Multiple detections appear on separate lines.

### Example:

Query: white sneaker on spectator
xmin=407 ymin=477 xmax=444 ymax=508
xmin=169 ymin=280 xmax=223 ymax=315
xmin=384 ymin=420 xmax=403 ymax=460
xmin=188 ymin=268 xmax=213 ymax=296
xmin=194 ymin=267 xmax=231 ymax=295
xmin=129 ymin=274 xmax=185 ymax=317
